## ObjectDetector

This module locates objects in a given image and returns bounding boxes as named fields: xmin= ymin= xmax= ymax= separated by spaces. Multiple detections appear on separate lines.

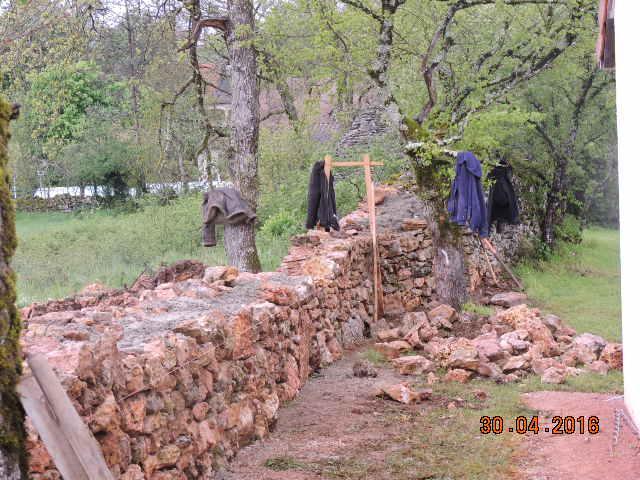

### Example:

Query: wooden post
xmin=322 ymin=154 xmax=384 ymax=322
xmin=362 ymin=154 xmax=383 ymax=323
xmin=19 ymin=354 xmax=115 ymax=480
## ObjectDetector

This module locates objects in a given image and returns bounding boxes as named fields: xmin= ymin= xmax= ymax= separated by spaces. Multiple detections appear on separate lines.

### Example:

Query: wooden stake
xmin=363 ymin=154 xmax=383 ymax=323
xmin=482 ymin=245 xmax=499 ymax=286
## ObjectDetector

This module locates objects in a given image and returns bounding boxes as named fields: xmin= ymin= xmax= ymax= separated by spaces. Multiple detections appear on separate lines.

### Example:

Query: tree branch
xmin=179 ymin=16 xmax=229 ymax=51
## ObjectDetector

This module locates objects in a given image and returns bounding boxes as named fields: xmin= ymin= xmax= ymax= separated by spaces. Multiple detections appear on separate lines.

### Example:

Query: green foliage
xmin=23 ymin=61 xmax=116 ymax=156
xmin=462 ymin=302 xmax=494 ymax=316
xmin=403 ymin=122 xmax=456 ymax=202
xmin=61 ymin=114 xmax=137 ymax=198
xmin=261 ymin=210 xmax=303 ymax=238
xmin=554 ymin=214 xmax=583 ymax=244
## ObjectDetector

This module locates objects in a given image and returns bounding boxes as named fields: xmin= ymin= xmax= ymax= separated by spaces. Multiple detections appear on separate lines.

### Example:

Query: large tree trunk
xmin=0 ymin=98 xmax=26 ymax=479
xmin=415 ymin=162 xmax=468 ymax=309
xmin=225 ymin=0 xmax=261 ymax=272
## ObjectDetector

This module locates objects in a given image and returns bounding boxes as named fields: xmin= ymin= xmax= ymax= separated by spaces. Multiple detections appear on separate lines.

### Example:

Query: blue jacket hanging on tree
xmin=447 ymin=151 xmax=489 ymax=238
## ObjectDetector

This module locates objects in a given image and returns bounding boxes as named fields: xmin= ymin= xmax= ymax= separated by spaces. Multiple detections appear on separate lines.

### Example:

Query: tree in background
xmin=0 ymin=98 xmax=25 ymax=480
xmin=18 ymin=61 xmax=116 ymax=189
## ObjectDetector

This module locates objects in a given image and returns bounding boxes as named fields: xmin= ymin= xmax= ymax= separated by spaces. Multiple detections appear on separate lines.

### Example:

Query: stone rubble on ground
xmin=373 ymin=301 xmax=622 ymax=387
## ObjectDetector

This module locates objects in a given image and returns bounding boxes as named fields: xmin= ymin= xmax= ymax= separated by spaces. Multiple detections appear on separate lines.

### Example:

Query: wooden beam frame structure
xmin=323 ymin=154 xmax=384 ymax=323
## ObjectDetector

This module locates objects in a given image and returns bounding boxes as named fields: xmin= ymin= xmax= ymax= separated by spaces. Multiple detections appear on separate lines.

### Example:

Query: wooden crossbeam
xmin=323 ymin=154 xmax=384 ymax=323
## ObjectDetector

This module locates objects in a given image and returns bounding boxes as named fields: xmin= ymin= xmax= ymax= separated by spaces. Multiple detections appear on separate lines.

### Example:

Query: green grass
xmin=516 ymin=228 xmax=621 ymax=342
xmin=14 ymin=195 xmax=292 ymax=306
xmin=463 ymin=302 xmax=494 ymax=316
xmin=359 ymin=347 xmax=388 ymax=366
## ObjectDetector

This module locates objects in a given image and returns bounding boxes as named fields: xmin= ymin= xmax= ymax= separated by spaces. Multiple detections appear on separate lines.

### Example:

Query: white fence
xmin=31 ymin=181 xmax=232 ymax=199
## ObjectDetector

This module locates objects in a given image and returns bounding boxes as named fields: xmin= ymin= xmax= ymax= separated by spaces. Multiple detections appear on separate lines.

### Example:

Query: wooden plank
xmin=27 ymin=354 xmax=115 ymax=480
xmin=17 ymin=376 xmax=91 ymax=480
xmin=331 ymin=161 xmax=384 ymax=167
xmin=362 ymin=154 xmax=384 ymax=321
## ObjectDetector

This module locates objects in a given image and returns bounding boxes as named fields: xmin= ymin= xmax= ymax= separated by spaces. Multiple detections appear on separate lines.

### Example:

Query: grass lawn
xmin=516 ymin=228 xmax=621 ymax=342
xmin=14 ymin=196 xmax=292 ymax=306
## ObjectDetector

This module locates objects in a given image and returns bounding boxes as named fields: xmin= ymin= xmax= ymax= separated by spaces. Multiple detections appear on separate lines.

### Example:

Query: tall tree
xmin=178 ymin=0 xmax=261 ymax=271
xmin=523 ymin=45 xmax=615 ymax=245
xmin=225 ymin=0 xmax=262 ymax=272
xmin=0 ymin=98 xmax=25 ymax=480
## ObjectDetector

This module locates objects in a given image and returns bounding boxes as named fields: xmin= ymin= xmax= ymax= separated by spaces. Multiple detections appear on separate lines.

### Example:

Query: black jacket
xmin=487 ymin=164 xmax=519 ymax=227
xmin=306 ymin=161 xmax=340 ymax=231
xmin=202 ymin=187 xmax=257 ymax=246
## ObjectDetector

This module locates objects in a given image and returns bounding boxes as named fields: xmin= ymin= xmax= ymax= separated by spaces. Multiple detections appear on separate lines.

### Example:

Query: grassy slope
xmin=14 ymin=196 xmax=292 ymax=306
xmin=516 ymin=228 xmax=621 ymax=342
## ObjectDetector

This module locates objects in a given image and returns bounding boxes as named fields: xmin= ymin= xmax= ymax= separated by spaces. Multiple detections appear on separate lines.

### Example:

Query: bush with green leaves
xmin=261 ymin=210 xmax=303 ymax=238
xmin=554 ymin=214 xmax=583 ymax=244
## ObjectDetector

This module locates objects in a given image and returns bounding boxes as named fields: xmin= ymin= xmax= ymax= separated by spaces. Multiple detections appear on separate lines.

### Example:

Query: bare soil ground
xmin=216 ymin=346 xmax=634 ymax=480
xmin=217 ymin=347 xmax=448 ymax=480
xmin=517 ymin=392 xmax=640 ymax=480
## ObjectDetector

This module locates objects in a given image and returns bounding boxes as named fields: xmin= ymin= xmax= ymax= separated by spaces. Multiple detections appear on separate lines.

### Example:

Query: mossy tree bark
xmin=225 ymin=0 xmax=262 ymax=273
xmin=0 ymin=97 xmax=26 ymax=479
xmin=415 ymin=158 xmax=468 ymax=310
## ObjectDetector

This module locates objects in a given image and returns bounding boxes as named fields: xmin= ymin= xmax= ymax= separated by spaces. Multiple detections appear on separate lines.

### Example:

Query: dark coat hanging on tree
xmin=447 ymin=151 xmax=489 ymax=238
xmin=487 ymin=162 xmax=519 ymax=231
xmin=306 ymin=161 xmax=340 ymax=231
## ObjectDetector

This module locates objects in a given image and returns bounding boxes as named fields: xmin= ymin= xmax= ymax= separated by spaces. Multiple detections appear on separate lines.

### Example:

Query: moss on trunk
xmin=0 ymin=96 xmax=26 ymax=478
xmin=413 ymin=151 xmax=468 ymax=309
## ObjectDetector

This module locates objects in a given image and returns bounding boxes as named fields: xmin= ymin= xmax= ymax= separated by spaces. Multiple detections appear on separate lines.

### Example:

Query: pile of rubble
xmin=372 ymin=293 xmax=622 ymax=387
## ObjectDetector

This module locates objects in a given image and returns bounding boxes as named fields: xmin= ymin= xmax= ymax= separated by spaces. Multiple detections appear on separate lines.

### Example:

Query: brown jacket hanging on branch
xmin=202 ymin=188 xmax=257 ymax=246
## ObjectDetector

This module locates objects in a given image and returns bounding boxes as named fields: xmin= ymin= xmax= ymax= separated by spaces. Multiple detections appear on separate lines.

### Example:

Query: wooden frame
xmin=323 ymin=154 xmax=384 ymax=322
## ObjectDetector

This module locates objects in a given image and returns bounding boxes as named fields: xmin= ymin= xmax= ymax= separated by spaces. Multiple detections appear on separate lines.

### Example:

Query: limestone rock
xmin=376 ymin=328 xmax=402 ymax=342
xmin=391 ymin=355 xmax=435 ymax=375
xmin=353 ymin=359 xmax=378 ymax=378
xmin=600 ymin=342 xmax=623 ymax=369
xmin=447 ymin=344 xmax=480 ymax=371
xmin=376 ymin=383 xmax=431 ymax=404
xmin=502 ymin=355 xmax=529 ymax=373
xmin=586 ymin=360 xmax=610 ymax=375
xmin=472 ymin=333 xmax=504 ymax=361
xmin=541 ymin=367 xmax=567 ymax=384
xmin=531 ymin=357 xmax=562 ymax=375
xmin=476 ymin=362 xmax=504 ymax=381
xmin=490 ymin=292 xmax=527 ymax=307
xmin=374 ymin=341 xmax=412 ymax=359
xmin=444 ymin=369 xmax=472 ymax=383
xmin=428 ymin=304 xmax=456 ymax=329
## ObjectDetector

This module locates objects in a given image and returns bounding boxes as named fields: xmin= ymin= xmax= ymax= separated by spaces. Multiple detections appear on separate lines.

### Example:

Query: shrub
xmin=261 ymin=210 xmax=303 ymax=238
xmin=555 ymin=214 xmax=583 ymax=244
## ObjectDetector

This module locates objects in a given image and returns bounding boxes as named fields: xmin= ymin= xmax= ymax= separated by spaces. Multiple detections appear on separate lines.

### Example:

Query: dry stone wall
xmin=19 ymin=186 xmax=525 ymax=479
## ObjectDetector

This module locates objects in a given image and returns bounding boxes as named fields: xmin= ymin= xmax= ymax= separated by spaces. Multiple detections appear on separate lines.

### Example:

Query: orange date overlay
xmin=480 ymin=415 xmax=600 ymax=435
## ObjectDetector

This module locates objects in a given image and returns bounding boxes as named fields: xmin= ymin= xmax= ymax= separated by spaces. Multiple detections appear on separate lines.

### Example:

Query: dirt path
xmin=216 ymin=347 xmax=434 ymax=480
xmin=215 ymin=348 xmax=636 ymax=480
xmin=518 ymin=392 xmax=640 ymax=480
